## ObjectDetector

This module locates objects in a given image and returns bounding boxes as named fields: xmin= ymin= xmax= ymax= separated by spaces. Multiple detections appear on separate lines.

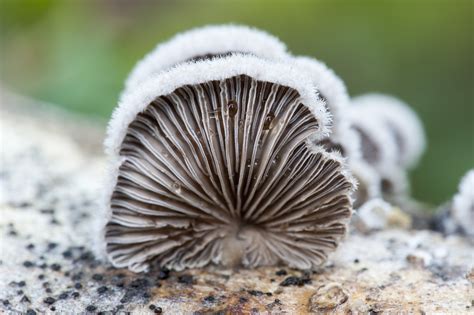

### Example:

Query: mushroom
xmin=345 ymin=101 xmax=400 ymax=204
xmin=433 ymin=170 xmax=474 ymax=238
xmin=348 ymin=94 xmax=425 ymax=203
xmin=351 ymin=94 xmax=425 ymax=170
xmin=452 ymin=169 xmax=474 ymax=237
xmin=100 ymin=54 xmax=355 ymax=272
xmin=124 ymin=24 xmax=288 ymax=93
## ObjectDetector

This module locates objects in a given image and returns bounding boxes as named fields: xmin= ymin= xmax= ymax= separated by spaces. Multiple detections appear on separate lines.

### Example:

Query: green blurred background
xmin=1 ymin=0 xmax=472 ymax=205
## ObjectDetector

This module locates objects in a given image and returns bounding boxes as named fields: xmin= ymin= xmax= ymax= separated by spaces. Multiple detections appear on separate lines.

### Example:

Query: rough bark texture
xmin=0 ymin=98 xmax=473 ymax=314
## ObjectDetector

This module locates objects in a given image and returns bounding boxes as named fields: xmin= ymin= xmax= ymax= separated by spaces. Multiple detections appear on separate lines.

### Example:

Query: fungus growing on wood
xmin=124 ymin=24 xmax=288 ymax=93
xmin=101 ymin=55 xmax=355 ymax=272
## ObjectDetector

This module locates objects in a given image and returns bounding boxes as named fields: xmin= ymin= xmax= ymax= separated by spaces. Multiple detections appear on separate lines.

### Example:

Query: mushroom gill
xmin=103 ymin=56 xmax=354 ymax=272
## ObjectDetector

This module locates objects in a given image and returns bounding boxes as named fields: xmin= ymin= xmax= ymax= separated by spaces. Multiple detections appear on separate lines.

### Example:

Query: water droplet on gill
xmin=172 ymin=182 xmax=182 ymax=193
xmin=227 ymin=100 xmax=238 ymax=118
xmin=246 ymin=159 xmax=251 ymax=168
xmin=263 ymin=113 xmax=275 ymax=130
xmin=272 ymin=155 xmax=280 ymax=164
xmin=257 ymin=139 xmax=263 ymax=149
xmin=238 ymin=119 xmax=244 ymax=128
xmin=254 ymin=159 xmax=260 ymax=166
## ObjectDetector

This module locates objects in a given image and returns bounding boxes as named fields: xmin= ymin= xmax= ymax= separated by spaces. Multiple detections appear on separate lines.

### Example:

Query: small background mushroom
xmin=432 ymin=169 xmax=474 ymax=238
xmin=347 ymin=94 xmax=426 ymax=207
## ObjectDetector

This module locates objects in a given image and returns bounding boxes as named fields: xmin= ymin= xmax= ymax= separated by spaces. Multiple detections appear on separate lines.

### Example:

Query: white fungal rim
xmin=291 ymin=56 xmax=350 ymax=129
xmin=351 ymin=94 xmax=426 ymax=169
xmin=125 ymin=24 xmax=289 ymax=92
xmin=291 ymin=56 xmax=361 ymax=160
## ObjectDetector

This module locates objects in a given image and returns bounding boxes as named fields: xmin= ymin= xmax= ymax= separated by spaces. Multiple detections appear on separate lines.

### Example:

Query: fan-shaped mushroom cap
xmin=100 ymin=54 xmax=355 ymax=272
xmin=351 ymin=94 xmax=426 ymax=169
xmin=291 ymin=56 xmax=361 ymax=161
xmin=452 ymin=170 xmax=474 ymax=237
xmin=125 ymin=24 xmax=288 ymax=92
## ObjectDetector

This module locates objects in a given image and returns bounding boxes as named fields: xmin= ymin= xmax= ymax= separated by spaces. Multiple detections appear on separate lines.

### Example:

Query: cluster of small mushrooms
xmin=99 ymin=25 xmax=472 ymax=273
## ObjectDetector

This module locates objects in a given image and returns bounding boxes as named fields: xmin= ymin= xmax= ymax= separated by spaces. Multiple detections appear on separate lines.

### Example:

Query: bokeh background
xmin=1 ymin=0 xmax=472 ymax=205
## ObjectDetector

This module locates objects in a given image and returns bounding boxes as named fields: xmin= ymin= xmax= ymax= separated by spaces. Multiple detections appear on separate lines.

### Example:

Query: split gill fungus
xmin=102 ymin=54 xmax=355 ymax=272
xmin=100 ymin=24 xmax=427 ymax=273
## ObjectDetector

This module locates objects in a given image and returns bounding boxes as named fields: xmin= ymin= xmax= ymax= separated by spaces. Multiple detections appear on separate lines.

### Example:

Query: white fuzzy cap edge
xmin=125 ymin=24 xmax=289 ymax=93
xmin=290 ymin=56 xmax=362 ymax=161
